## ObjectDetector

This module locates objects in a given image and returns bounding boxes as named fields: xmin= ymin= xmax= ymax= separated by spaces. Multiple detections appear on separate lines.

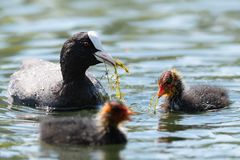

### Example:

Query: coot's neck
xmin=167 ymin=80 xmax=184 ymax=110
xmin=61 ymin=65 xmax=88 ymax=84
xmin=97 ymin=117 xmax=126 ymax=144
xmin=60 ymin=47 xmax=90 ymax=84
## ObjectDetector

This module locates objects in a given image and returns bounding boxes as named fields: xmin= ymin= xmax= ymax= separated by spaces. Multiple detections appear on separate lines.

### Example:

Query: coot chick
xmin=157 ymin=69 xmax=230 ymax=112
xmin=40 ymin=101 xmax=133 ymax=145
xmin=8 ymin=31 xmax=116 ymax=110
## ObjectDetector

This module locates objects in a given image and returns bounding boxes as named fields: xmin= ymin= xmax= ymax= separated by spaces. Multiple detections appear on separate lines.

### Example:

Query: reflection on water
xmin=1 ymin=0 xmax=240 ymax=159
xmin=40 ymin=143 xmax=125 ymax=160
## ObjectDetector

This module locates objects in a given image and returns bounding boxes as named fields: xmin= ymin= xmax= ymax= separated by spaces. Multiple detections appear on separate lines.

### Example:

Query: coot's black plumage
xmin=8 ymin=31 xmax=116 ymax=110
xmin=157 ymin=69 xmax=230 ymax=112
xmin=40 ymin=101 xmax=133 ymax=145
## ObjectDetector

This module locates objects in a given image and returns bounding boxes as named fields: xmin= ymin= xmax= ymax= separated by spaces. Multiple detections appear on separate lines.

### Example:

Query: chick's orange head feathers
xmin=157 ymin=69 xmax=181 ymax=98
xmin=100 ymin=101 xmax=134 ymax=124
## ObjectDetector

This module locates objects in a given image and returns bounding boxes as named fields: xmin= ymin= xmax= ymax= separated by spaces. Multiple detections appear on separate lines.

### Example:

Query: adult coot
xmin=157 ymin=69 xmax=230 ymax=112
xmin=40 ymin=101 xmax=133 ymax=145
xmin=8 ymin=31 xmax=116 ymax=110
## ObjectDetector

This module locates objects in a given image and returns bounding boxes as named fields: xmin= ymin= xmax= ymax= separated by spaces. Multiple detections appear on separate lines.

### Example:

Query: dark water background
xmin=1 ymin=0 xmax=240 ymax=159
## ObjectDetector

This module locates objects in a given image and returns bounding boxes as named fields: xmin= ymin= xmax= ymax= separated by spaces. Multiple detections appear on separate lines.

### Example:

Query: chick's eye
xmin=83 ymin=42 xmax=90 ymax=47
xmin=166 ymin=77 xmax=172 ymax=84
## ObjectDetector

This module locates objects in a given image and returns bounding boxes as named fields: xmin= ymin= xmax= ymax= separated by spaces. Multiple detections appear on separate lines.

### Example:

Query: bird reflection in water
xmin=40 ymin=143 xmax=125 ymax=160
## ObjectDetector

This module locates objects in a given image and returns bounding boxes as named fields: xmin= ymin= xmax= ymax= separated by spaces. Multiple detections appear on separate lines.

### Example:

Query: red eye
xmin=83 ymin=42 xmax=90 ymax=47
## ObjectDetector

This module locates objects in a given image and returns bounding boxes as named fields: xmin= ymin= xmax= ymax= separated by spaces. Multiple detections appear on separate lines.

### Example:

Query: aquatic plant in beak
xmin=104 ymin=59 xmax=129 ymax=101
xmin=88 ymin=31 xmax=129 ymax=101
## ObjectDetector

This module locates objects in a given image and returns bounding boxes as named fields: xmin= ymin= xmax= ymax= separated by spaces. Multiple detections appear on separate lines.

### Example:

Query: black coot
xmin=8 ymin=31 xmax=116 ymax=110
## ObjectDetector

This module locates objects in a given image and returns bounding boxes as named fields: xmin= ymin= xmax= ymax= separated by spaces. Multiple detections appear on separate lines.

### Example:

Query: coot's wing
xmin=8 ymin=59 xmax=63 ymax=107
xmin=86 ymin=72 xmax=108 ymax=101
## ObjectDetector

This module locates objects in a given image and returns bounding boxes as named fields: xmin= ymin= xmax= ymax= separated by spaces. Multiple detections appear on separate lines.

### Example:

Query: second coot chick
xmin=40 ymin=101 xmax=133 ymax=145
xmin=157 ymin=69 xmax=230 ymax=112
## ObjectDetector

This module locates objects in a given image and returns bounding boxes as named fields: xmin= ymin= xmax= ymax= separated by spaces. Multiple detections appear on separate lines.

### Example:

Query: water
xmin=1 ymin=0 xmax=240 ymax=159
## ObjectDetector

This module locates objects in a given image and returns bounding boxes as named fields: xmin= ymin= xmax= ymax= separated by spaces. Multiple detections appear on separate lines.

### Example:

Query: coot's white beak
xmin=94 ymin=51 xmax=116 ymax=66
xmin=88 ymin=31 xmax=116 ymax=67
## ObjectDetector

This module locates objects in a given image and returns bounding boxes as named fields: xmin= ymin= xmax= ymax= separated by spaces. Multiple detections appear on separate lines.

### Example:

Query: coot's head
xmin=60 ymin=31 xmax=116 ymax=82
xmin=98 ymin=101 xmax=134 ymax=127
xmin=157 ymin=69 xmax=183 ymax=98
